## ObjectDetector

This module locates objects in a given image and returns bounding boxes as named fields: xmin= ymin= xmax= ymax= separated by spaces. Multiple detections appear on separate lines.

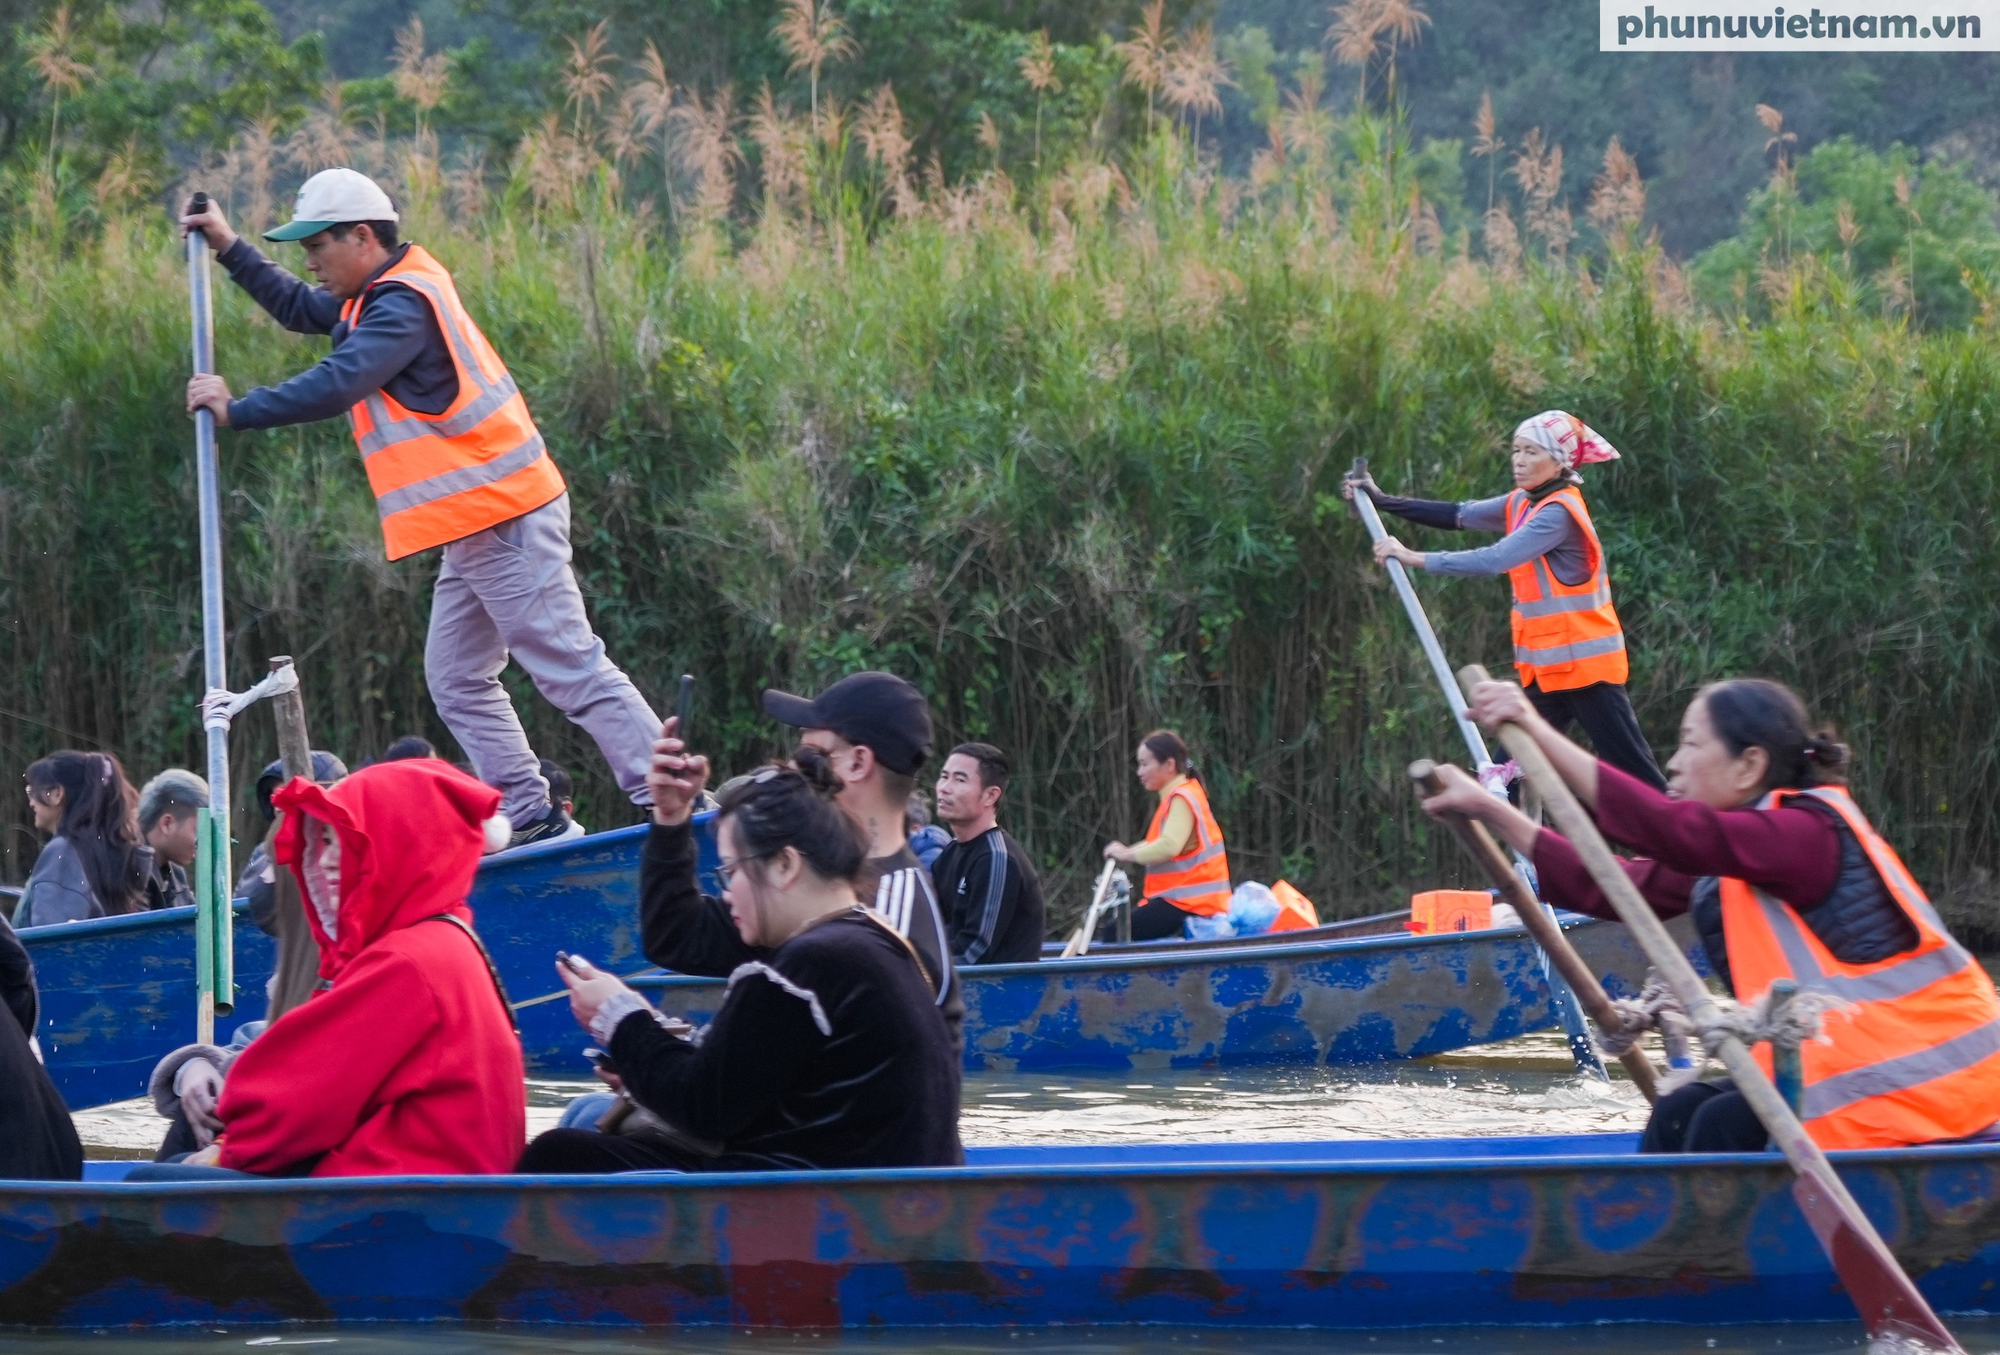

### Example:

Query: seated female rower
xmin=1101 ymin=730 xmax=1232 ymax=941
xmin=1423 ymin=677 xmax=2000 ymax=1154
xmin=516 ymin=720 xmax=963 ymax=1174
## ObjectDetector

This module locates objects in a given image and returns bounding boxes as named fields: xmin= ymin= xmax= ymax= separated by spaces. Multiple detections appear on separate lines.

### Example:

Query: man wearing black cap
xmin=761 ymin=672 xmax=961 ymax=1046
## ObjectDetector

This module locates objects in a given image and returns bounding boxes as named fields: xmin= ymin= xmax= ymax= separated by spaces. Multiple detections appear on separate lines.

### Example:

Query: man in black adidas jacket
xmin=932 ymin=743 xmax=1045 ymax=965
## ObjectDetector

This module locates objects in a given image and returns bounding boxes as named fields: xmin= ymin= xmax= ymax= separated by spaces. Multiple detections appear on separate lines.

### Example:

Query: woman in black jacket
xmin=518 ymin=724 xmax=962 ymax=1173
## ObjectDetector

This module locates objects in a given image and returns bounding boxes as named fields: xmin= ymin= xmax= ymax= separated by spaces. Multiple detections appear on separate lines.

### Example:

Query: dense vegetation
xmin=2 ymin=0 xmax=1997 ymax=933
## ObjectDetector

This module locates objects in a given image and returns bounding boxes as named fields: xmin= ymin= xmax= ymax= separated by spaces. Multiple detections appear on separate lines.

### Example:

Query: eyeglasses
xmin=715 ymin=852 xmax=773 ymax=888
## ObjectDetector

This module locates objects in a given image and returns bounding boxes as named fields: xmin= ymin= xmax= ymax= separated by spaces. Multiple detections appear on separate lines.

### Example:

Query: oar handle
xmin=1457 ymin=663 xmax=1962 ymax=1351
xmin=1060 ymin=860 xmax=1120 ymax=959
xmin=1409 ymin=759 xmax=1658 ymax=1102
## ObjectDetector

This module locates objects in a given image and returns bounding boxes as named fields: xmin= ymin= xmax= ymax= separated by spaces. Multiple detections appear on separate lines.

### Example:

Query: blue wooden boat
xmin=23 ymin=811 xmax=1689 ymax=1106
xmin=6 ymin=1133 xmax=1999 ymax=1331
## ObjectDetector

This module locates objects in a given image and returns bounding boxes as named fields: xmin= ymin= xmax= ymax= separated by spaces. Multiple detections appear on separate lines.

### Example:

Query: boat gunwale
xmin=622 ymin=912 xmax=1609 ymax=988
xmin=16 ymin=897 xmax=256 ymax=942
xmin=32 ymin=1136 xmax=2000 ymax=1198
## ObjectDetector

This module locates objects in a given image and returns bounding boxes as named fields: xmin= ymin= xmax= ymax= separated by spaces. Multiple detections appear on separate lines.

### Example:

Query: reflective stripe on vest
xmin=1504 ymin=486 xmax=1629 ymax=693
xmin=1719 ymin=786 xmax=2000 ymax=1149
xmin=339 ymin=246 xmax=566 ymax=560
xmin=1143 ymin=780 xmax=1231 ymax=917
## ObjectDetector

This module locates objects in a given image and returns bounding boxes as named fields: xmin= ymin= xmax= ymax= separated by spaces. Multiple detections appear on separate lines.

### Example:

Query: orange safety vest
xmin=1504 ymin=485 xmax=1629 ymax=692
xmin=1142 ymin=779 xmax=1231 ymax=917
xmin=1720 ymin=786 xmax=2000 ymax=1150
xmin=340 ymin=245 xmax=566 ymax=560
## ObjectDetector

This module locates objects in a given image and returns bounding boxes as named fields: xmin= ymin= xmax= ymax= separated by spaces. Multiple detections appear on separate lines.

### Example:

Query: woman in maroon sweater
xmin=1420 ymin=677 xmax=1996 ymax=1155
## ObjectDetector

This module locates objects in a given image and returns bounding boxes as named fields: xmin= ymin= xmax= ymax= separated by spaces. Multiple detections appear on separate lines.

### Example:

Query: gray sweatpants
xmin=426 ymin=494 xmax=660 ymax=829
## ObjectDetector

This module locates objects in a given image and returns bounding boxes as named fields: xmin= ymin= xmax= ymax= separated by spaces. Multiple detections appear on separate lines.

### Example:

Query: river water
xmin=73 ymin=1032 xmax=1653 ymax=1156
xmin=55 ymin=1035 xmax=2000 ymax=1353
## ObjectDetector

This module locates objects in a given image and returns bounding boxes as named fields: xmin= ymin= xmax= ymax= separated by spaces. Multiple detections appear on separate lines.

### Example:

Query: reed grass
xmin=3 ymin=148 xmax=1996 ymax=937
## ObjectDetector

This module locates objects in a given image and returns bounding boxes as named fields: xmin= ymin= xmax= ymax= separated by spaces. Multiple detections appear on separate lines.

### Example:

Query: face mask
xmin=301 ymin=816 xmax=342 ymax=940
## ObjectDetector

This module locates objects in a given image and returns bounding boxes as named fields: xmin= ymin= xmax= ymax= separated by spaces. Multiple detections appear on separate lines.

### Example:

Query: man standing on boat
xmin=181 ymin=170 xmax=659 ymax=848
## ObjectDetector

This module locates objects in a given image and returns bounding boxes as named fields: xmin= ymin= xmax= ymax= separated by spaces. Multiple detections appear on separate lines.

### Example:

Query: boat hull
xmin=590 ymin=912 xmax=1686 ymax=1076
xmin=6 ymin=1135 xmax=2000 ymax=1330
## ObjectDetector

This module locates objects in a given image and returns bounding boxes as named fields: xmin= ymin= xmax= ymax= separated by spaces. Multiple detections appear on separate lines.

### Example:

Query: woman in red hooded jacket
xmin=129 ymin=759 xmax=525 ymax=1179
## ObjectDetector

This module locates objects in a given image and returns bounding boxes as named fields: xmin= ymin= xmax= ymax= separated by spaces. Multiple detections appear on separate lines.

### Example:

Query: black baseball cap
xmin=256 ymin=751 xmax=350 ymax=822
xmin=762 ymin=672 xmax=933 ymax=775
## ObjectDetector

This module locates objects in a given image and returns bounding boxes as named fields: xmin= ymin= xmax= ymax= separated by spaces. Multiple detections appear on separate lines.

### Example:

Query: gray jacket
xmin=16 ymin=838 xmax=98 ymax=928
xmin=14 ymin=836 xmax=154 ymax=928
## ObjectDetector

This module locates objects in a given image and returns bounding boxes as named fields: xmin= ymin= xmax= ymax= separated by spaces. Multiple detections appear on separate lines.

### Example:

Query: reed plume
xmin=1019 ymin=30 xmax=1060 ymax=168
xmin=1586 ymin=136 xmax=1646 ymax=245
xmin=561 ymin=20 xmax=617 ymax=141
xmin=671 ymin=84 xmax=743 ymax=225
xmin=772 ymin=0 xmax=858 ymax=133
xmin=1161 ymin=23 xmax=1230 ymax=150
xmin=1114 ymin=0 xmax=1172 ymax=134
xmin=392 ymin=19 xmax=452 ymax=137
xmin=25 ymin=5 xmax=93 ymax=175
xmin=1471 ymin=90 xmax=1503 ymax=214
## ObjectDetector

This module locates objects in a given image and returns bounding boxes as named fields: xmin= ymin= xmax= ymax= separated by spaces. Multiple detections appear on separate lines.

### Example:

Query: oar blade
xmin=1791 ymin=1163 xmax=1962 ymax=1351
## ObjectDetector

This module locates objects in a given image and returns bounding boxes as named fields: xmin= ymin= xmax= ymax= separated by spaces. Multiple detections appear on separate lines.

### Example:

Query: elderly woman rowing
xmin=1344 ymin=410 xmax=1665 ymax=790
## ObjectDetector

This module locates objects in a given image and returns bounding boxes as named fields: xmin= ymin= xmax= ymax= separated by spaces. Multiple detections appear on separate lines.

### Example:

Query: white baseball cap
xmin=265 ymin=168 xmax=399 ymax=242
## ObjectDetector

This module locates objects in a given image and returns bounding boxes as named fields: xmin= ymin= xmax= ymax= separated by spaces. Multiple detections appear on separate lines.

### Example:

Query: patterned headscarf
xmin=1512 ymin=410 xmax=1620 ymax=472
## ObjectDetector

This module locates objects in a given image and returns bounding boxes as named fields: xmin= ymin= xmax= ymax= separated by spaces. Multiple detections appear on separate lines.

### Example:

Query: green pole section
xmin=210 ymin=810 xmax=235 ymax=1016
xmin=195 ymin=806 xmax=217 ymax=1041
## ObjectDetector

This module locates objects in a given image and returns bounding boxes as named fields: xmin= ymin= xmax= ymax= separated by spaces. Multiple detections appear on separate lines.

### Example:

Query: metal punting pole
xmin=1349 ymin=458 xmax=1608 ymax=1083
xmin=187 ymin=194 xmax=234 ymax=1039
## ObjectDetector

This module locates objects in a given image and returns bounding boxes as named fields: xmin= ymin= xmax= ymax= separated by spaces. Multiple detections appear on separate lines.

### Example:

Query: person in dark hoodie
xmin=517 ymin=718 xmax=962 ymax=1173
xmin=0 ymin=911 xmax=82 ymax=1179
xmin=129 ymin=760 xmax=525 ymax=1180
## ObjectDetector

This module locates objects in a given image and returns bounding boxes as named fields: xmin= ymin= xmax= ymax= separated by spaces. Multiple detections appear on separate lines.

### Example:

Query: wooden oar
xmin=1459 ymin=663 xmax=1963 ymax=1352
xmin=1408 ymin=758 xmax=1659 ymax=1103
xmin=1060 ymin=861 xmax=1121 ymax=959
xmin=1349 ymin=456 xmax=1608 ymax=1083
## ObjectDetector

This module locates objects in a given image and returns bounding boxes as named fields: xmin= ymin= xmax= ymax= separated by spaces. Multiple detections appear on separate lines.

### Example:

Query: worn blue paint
xmin=11 ymin=1134 xmax=2000 ymax=1330
xmin=25 ymin=810 xmax=1689 ymax=1105
xmin=579 ymin=911 xmax=1684 ymax=1078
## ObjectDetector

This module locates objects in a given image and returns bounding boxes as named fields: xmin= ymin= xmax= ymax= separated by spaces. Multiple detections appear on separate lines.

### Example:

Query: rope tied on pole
xmin=200 ymin=661 xmax=300 ymax=734
xmin=1596 ymin=972 xmax=1848 ymax=1091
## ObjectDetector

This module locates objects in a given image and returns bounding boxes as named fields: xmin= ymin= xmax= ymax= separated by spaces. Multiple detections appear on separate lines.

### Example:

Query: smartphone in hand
xmin=674 ymin=674 xmax=694 ymax=742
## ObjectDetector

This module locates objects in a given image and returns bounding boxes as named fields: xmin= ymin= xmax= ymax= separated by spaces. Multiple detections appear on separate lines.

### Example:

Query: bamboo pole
xmin=1408 ymin=758 xmax=1659 ymax=1102
xmin=1349 ymin=458 xmax=1606 ymax=1082
xmin=264 ymin=656 xmax=322 ymax=1020
xmin=1459 ymin=662 xmax=1961 ymax=1352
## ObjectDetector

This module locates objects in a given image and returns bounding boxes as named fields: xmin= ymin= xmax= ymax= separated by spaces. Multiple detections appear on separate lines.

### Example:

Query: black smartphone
xmin=674 ymin=673 xmax=694 ymax=741
xmin=583 ymin=1046 xmax=618 ymax=1074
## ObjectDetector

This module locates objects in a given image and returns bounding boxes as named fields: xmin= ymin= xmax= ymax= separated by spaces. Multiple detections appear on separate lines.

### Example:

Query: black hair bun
xmin=1804 ymin=732 xmax=1850 ymax=771
xmin=788 ymin=745 xmax=844 ymax=799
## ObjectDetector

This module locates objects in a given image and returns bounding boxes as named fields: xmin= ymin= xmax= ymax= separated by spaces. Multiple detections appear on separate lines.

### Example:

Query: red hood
xmin=273 ymin=760 xmax=501 ymax=981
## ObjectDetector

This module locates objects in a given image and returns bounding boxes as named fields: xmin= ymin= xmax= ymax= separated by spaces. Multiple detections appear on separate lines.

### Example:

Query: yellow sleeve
xmin=1128 ymin=796 xmax=1196 ymax=866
